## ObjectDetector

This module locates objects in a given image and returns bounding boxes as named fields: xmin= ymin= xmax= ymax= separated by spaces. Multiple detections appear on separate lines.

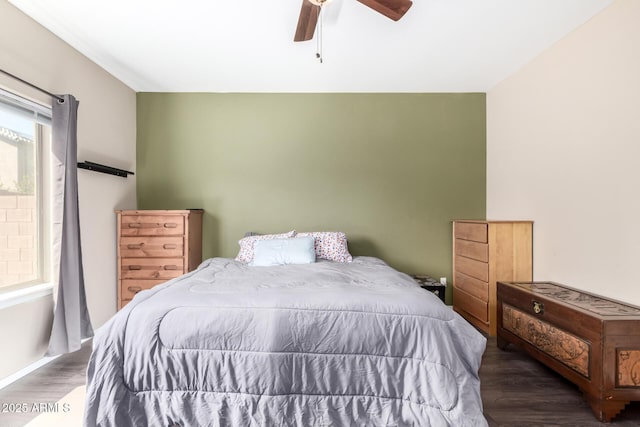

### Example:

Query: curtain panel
xmin=46 ymin=94 xmax=93 ymax=356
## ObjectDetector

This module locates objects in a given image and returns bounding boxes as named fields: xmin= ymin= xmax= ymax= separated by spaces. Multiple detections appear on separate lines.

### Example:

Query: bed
xmin=85 ymin=256 xmax=487 ymax=426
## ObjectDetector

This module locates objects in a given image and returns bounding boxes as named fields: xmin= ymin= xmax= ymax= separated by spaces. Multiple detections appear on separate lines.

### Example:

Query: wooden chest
xmin=116 ymin=209 xmax=203 ymax=309
xmin=452 ymin=220 xmax=532 ymax=336
xmin=497 ymin=281 xmax=640 ymax=422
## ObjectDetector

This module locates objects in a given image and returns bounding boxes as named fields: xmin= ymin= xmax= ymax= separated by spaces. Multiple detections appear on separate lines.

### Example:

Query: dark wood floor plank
xmin=482 ymin=337 xmax=640 ymax=426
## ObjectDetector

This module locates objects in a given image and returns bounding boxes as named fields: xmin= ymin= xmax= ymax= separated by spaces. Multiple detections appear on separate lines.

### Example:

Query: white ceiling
xmin=9 ymin=0 xmax=612 ymax=92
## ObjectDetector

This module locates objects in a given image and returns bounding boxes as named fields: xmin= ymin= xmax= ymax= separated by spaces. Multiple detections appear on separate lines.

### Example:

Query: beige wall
xmin=487 ymin=0 xmax=640 ymax=304
xmin=0 ymin=1 xmax=136 ymax=380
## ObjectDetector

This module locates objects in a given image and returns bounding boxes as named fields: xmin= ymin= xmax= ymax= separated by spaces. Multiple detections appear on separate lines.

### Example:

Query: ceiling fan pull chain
xmin=316 ymin=4 xmax=323 ymax=63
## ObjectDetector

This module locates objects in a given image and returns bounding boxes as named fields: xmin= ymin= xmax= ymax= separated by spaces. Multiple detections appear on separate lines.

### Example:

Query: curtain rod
xmin=0 ymin=68 xmax=64 ymax=103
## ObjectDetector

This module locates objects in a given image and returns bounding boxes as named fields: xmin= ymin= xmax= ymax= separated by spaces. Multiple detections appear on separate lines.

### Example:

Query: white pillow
xmin=251 ymin=236 xmax=316 ymax=267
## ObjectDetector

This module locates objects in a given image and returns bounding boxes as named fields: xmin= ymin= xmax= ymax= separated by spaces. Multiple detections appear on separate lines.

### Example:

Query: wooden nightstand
xmin=411 ymin=275 xmax=446 ymax=303
xmin=115 ymin=209 xmax=203 ymax=309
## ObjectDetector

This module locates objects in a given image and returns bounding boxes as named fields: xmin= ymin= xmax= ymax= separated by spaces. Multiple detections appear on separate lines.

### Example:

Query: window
xmin=0 ymin=89 xmax=52 ymax=292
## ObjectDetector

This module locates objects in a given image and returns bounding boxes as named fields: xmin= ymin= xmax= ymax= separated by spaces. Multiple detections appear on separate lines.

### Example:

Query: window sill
xmin=0 ymin=283 xmax=54 ymax=310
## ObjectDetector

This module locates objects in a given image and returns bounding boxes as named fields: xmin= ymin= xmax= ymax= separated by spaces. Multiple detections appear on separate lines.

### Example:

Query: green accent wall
xmin=136 ymin=93 xmax=486 ymax=303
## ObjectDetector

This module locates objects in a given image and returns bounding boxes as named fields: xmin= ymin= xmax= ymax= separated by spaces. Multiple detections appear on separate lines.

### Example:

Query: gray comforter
xmin=85 ymin=257 xmax=487 ymax=426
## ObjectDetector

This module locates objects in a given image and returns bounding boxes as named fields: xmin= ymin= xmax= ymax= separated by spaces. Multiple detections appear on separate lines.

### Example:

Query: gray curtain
xmin=46 ymin=94 xmax=93 ymax=356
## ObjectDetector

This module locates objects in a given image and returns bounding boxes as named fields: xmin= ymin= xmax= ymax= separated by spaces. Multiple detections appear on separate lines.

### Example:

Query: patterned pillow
xmin=296 ymin=231 xmax=353 ymax=263
xmin=235 ymin=231 xmax=297 ymax=263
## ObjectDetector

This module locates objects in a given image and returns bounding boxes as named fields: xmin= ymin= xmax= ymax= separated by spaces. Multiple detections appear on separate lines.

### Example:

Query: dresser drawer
xmin=455 ymin=239 xmax=488 ymax=262
xmin=454 ymin=222 xmax=487 ymax=243
xmin=120 ymin=236 xmax=184 ymax=258
xmin=454 ymin=271 xmax=488 ymax=302
xmin=502 ymin=303 xmax=590 ymax=378
xmin=121 ymin=258 xmax=184 ymax=280
xmin=454 ymin=287 xmax=488 ymax=323
xmin=120 ymin=279 xmax=165 ymax=300
xmin=120 ymin=215 xmax=185 ymax=236
xmin=116 ymin=209 xmax=203 ymax=311
xmin=455 ymin=255 xmax=489 ymax=282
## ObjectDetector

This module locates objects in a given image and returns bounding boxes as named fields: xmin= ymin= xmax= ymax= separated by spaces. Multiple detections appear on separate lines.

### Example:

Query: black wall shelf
xmin=77 ymin=161 xmax=134 ymax=178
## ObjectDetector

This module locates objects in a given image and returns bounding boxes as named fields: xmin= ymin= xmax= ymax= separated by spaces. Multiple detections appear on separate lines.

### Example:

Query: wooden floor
xmin=1 ymin=337 xmax=639 ymax=426
xmin=0 ymin=341 xmax=91 ymax=427
xmin=481 ymin=337 xmax=640 ymax=426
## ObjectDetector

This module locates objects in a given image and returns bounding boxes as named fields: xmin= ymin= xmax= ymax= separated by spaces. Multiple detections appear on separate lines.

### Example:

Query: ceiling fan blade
xmin=356 ymin=0 xmax=413 ymax=21
xmin=294 ymin=0 xmax=320 ymax=42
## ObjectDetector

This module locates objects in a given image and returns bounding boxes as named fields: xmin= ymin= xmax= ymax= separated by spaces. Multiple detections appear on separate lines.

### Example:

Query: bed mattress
xmin=85 ymin=256 xmax=487 ymax=426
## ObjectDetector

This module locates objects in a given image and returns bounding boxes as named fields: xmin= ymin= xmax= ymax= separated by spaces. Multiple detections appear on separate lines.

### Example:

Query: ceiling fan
xmin=294 ymin=0 xmax=413 ymax=42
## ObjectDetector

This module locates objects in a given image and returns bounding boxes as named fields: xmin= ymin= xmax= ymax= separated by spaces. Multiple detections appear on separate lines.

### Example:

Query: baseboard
xmin=0 ymin=335 xmax=94 ymax=391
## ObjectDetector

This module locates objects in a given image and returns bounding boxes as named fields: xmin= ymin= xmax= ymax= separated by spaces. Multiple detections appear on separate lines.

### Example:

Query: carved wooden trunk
xmin=497 ymin=281 xmax=640 ymax=422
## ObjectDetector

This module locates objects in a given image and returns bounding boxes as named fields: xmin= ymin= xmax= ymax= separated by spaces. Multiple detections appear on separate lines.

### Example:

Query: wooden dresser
xmin=452 ymin=220 xmax=532 ymax=336
xmin=497 ymin=281 xmax=640 ymax=422
xmin=116 ymin=209 xmax=203 ymax=309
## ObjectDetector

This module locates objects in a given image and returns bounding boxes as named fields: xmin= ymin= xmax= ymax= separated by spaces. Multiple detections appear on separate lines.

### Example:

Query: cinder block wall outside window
xmin=0 ymin=194 xmax=36 ymax=287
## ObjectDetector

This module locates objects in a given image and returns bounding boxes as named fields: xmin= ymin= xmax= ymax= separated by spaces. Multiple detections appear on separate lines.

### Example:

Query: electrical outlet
xmin=440 ymin=277 xmax=447 ymax=286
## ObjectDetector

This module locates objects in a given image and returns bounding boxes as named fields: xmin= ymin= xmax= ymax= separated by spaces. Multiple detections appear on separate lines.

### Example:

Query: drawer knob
xmin=127 ymin=243 xmax=144 ymax=249
xmin=127 ymin=286 xmax=142 ymax=294
xmin=163 ymin=244 xmax=177 ymax=249
xmin=128 ymin=223 xmax=142 ymax=228
xmin=164 ymin=265 xmax=178 ymax=270
xmin=128 ymin=265 xmax=142 ymax=270
xmin=164 ymin=223 xmax=178 ymax=228
xmin=532 ymin=301 xmax=544 ymax=315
